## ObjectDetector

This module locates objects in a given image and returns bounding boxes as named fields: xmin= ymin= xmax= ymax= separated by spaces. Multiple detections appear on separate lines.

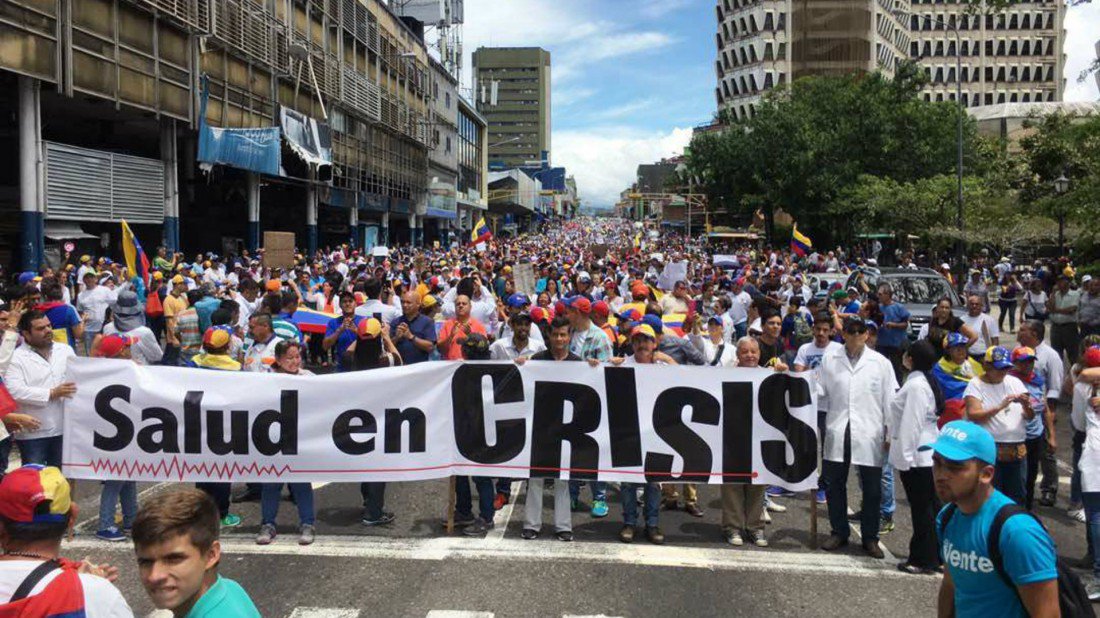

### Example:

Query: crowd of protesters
xmin=0 ymin=217 xmax=1098 ymax=616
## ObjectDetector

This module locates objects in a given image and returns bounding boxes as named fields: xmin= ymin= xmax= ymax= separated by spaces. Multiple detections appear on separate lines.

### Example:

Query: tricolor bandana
xmin=0 ymin=464 xmax=72 ymax=524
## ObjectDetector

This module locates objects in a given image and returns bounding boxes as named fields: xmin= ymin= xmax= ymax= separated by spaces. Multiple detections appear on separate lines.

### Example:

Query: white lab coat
xmin=888 ymin=372 xmax=939 ymax=471
xmin=818 ymin=345 xmax=898 ymax=467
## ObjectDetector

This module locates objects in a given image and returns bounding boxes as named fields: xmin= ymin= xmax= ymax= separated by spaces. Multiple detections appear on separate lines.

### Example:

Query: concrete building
xmin=716 ymin=0 xmax=910 ymax=121
xmin=423 ymin=57 xmax=460 ymax=246
xmin=0 ymin=0 xmax=435 ymax=270
xmin=969 ymin=101 xmax=1100 ymax=151
xmin=456 ymin=95 xmax=489 ymax=242
xmin=472 ymin=47 xmax=552 ymax=168
xmin=910 ymin=0 xmax=1065 ymax=107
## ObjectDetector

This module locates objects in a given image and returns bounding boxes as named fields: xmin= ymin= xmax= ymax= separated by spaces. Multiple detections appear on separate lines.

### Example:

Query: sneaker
xmin=95 ymin=527 xmax=126 ymax=542
xmin=762 ymin=509 xmax=772 ymax=524
xmin=724 ymin=529 xmax=744 ymax=546
xmin=815 ymin=490 xmax=827 ymax=505
xmin=521 ymin=528 xmax=539 ymax=540
xmin=645 ymin=526 xmax=665 ymax=545
xmin=1087 ymin=578 xmax=1100 ymax=602
xmin=847 ymin=507 xmax=860 ymax=521
xmin=1039 ymin=492 xmax=1056 ymax=507
xmin=765 ymin=498 xmax=787 ymax=513
xmin=362 ymin=512 xmax=396 ymax=526
xmin=880 ymin=518 xmax=895 ymax=534
xmin=220 ymin=514 xmax=242 ymax=528
xmin=462 ymin=517 xmax=494 ymax=536
xmin=748 ymin=531 xmax=769 ymax=547
xmin=1071 ymin=508 xmax=1087 ymax=523
xmin=493 ymin=492 xmax=509 ymax=511
xmin=766 ymin=486 xmax=795 ymax=498
xmin=451 ymin=513 xmax=476 ymax=528
xmin=298 ymin=524 xmax=315 ymax=546
xmin=619 ymin=525 xmax=636 ymax=543
xmin=556 ymin=530 xmax=574 ymax=542
xmin=591 ymin=499 xmax=609 ymax=518
xmin=255 ymin=523 xmax=276 ymax=545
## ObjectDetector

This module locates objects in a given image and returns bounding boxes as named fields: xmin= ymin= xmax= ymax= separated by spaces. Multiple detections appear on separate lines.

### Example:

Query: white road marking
xmin=74 ymin=481 xmax=175 ymax=533
xmin=425 ymin=612 xmax=494 ymax=618
xmin=563 ymin=615 xmax=624 ymax=618
xmin=485 ymin=481 xmax=522 ymax=543
xmin=288 ymin=609 xmax=360 ymax=618
xmin=64 ymin=532 xmax=923 ymax=579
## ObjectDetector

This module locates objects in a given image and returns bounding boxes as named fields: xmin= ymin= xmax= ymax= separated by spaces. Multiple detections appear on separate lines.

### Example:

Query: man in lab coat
xmin=818 ymin=316 xmax=899 ymax=559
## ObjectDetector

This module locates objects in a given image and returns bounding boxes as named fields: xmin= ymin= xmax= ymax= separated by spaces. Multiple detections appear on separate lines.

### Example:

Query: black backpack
xmin=942 ymin=503 xmax=1095 ymax=618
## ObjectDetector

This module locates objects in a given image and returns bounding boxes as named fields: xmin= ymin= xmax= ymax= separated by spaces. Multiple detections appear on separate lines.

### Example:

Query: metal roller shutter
xmin=44 ymin=142 xmax=164 ymax=224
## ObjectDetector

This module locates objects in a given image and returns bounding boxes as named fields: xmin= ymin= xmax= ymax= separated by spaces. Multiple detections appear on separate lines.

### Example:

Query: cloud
xmin=553 ymin=127 xmax=695 ymax=209
xmin=637 ymin=0 xmax=695 ymax=19
xmin=555 ymin=87 xmax=596 ymax=107
xmin=588 ymin=98 xmax=658 ymax=121
xmin=1063 ymin=2 xmax=1100 ymax=102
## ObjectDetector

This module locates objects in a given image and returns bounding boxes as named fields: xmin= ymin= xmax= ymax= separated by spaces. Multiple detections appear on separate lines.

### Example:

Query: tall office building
xmin=715 ymin=0 xmax=910 ymax=121
xmin=472 ymin=47 xmax=551 ymax=168
xmin=909 ymin=0 xmax=1065 ymax=106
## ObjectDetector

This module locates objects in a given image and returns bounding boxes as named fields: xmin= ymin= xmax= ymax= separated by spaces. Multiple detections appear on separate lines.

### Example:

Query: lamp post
xmin=1054 ymin=173 xmax=1069 ymax=257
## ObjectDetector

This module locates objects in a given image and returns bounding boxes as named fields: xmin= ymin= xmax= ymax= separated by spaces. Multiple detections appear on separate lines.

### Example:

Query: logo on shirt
xmin=943 ymin=539 xmax=994 ymax=573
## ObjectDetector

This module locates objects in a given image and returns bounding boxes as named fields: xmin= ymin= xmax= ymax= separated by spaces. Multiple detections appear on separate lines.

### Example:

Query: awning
xmin=457 ymin=196 xmax=488 ymax=211
xmin=44 ymin=222 xmax=98 ymax=240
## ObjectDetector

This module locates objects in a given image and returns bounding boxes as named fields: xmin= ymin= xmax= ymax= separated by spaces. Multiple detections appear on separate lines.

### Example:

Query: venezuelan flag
xmin=121 ymin=219 xmax=150 ymax=286
xmin=471 ymin=217 xmax=492 ymax=245
xmin=662 ymin=313 xmax=687 ymax=337
xmin=790 ymin=224 xmax=812 ymax=257
xmin=293 ymin=306 xmax=340 ymax=335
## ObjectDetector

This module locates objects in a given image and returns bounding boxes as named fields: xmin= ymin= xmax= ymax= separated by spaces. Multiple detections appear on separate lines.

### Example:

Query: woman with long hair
xmin=918 ymin=296 xmax=977 ymax=357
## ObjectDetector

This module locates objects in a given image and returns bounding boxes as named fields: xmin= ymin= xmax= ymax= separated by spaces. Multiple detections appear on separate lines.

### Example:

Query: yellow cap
xmin=631 ymin=324 xmax=657 ymax=340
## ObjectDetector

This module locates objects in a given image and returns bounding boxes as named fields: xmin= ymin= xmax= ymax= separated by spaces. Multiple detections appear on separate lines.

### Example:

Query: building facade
xmin=1 ymin=0 xmax=437 ymax=269
xmin=423 ymin=57 xmax=459 ymax=246
xmin=910 ymin=0 xmax=1065 ymax=107
xmin=456 ymin=95 xmax=489 ymax=240
xmin=472 ymin=47 xmax=551 ymax=168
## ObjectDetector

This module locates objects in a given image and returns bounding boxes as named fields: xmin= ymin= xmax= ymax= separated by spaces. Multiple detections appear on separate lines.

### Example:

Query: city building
xmin=423 ymin=57 xmax=460 ymax=246
xmin=910 ymin=0 xmax=1065 ymax=107
xmin=0 ymin=0 xmax=436 ymax=270
xmin=472 ymin=47 xmax=552 ymax=168
xmin=456 ymin=95 xmax=489 ymax=240
xmin=715 ymin=0 xmax=909 ymax=121
xmin=968 ymin=101 xmax=1100 ymax=151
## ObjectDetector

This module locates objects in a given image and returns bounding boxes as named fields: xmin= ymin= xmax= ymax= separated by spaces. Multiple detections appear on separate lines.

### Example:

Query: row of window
xmin=718 ymin=40 xmax=787 ymax=73
xmin=718 ymin=70 xmax=787 ymax=100
xmin=718 ymin=11 xmax=786 ymax=48
xmin=910 ymin=10 xmax=1057 ymax=31
xmin=912 ymin=37 xmax=1057 ymax=58
xmin=924 ymin=63 xmax=1058 ymax=83
xmin=922 ymin=89 xmax=1058 ymax=105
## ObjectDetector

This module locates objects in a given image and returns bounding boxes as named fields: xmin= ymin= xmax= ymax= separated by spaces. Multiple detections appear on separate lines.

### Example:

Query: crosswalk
xmin=284 ymin=611 xmax=621 ymax=618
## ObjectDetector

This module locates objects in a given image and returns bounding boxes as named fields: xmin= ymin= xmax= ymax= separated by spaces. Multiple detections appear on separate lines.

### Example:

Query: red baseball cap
xmin=567 ymin=297 xmax=592 ymax=314
xmin=529 ymin=306 xmax=552 ymax=324
xmin=1084 ymin=345 xmax=1100 ymax=368
xmin=0 ymin=464 xmax=72 ymax=523
xmin=592 ymin=300 xmax=609 ymax=318
xmin=92 ymin=334 xmax=138 ymax=358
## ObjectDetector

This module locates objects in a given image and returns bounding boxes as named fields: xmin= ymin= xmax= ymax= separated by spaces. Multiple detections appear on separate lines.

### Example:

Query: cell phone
xmin=374 ymin=312 xmax=382 ymax=322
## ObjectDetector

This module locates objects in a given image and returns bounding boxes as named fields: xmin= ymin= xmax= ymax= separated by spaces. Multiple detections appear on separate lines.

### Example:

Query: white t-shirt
xmin=963 ymin=375 xmax=1029 ymax=443
xmin=727 ymin=291 xmax=752 ymax=325
xmin=961 ymin=312 xmax=999 ymax=356
xmin=0 ymin=560 xmax=133 ymax=618
xmin=1078 ymin=380 xmax=1100 ymax=492
xmin=794 ymin=340 xmax=842 ymax=411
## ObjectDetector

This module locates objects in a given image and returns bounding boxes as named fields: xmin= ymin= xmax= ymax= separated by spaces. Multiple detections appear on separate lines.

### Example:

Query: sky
xmin=456 ymin=0 xmax=1100 ymax=210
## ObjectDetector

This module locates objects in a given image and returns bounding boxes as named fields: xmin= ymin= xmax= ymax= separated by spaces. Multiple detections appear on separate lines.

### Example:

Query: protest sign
xmin=262 ymin=232 xmax=296 ymax=269
xmin=63 ymin=359 xmax=818 ymax=490
xmin=513 ymin=263 xmax=537 ymax=297
xmin=658 ymin=260 xmax=688 ymax=291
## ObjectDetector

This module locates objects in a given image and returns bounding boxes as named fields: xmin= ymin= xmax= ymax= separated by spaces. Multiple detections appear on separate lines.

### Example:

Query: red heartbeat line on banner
xmin=68 ymin=457 xmax=292 ymax=481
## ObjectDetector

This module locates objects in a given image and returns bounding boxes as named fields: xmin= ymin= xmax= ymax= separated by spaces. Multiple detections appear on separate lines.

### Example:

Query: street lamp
xmin=1054 ymin=173 xmax=1069 ymax=256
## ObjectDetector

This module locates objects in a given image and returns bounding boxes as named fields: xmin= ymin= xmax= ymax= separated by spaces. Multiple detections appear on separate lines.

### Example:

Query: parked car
xmin=808 ymin=272 xmax=848 ymax=300
xmin=844 ymin=267 xmax=962 ymax=341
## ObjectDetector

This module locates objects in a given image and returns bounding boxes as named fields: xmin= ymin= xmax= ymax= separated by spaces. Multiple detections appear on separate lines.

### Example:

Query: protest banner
xmin=513 ymin=263 xmax=537 ymax=297
xmin=262 ymin=232 xmax=296 ymax=269
xmin=62 ymin=358 xmax=819 ymax=490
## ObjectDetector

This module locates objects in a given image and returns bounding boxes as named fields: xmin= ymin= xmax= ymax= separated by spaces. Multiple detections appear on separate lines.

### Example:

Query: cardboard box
xmin=263 ymin=232 xmax=297 ymax=269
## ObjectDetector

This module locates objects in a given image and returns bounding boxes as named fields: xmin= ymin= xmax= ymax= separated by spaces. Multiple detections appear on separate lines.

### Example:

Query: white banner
xmin=61 ymin=359 xmax=819 ymax=490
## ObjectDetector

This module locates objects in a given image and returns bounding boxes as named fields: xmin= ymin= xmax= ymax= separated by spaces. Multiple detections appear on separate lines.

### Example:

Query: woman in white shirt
xmin=963 ymin=345 xmax=1034 ymax=505
xmin=1073 ymin=344 xmax=1100 ymax=588
xmin=689 ymin=316 xmax=736 ymax=367
xmin=889 ymin=340 xmax=944 ymax=574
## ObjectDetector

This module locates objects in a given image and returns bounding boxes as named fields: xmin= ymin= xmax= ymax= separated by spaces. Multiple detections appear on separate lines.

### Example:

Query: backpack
xmin=941 ymin=503 xmax=1094 ymax=618
xmin=791 ymin=313 xmax=814 ymax=348
xmin=0 ymin=559 xmax=87 ymax=618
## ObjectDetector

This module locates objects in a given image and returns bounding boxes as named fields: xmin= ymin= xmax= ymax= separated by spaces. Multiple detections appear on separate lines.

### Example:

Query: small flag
xmin=791 ymin=224 xmax=812 ymax=258
xmin=120 ymin=219 xmax=150 ymax=286
xmin=471 ymin=217 xmax=492 ymax=245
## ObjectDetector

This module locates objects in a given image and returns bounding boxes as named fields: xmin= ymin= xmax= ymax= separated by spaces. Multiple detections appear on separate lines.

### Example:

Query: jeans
xmin=1074 ymin=430 xmax=1086 ymax=507
xmin=1025 ymin=434 xmax=1046 ymax=510
xmin=881 ymin=462 xmax=896 ymax=519
xmin=994 ymin=457 xmax=1027 ymax=505
xmin=824 ymin=460 xmax=883 ymax=542
xmin=998 ymin=300 xmax=1017 ymax=333
xmin=16 ymin=436 xmax=63 ymax=467
xmin=621 ymin=482 xmax=661 ymax=528
xmin=455 ymin=476 xmax=495 ymax=521
xmin=1051 ymin=322 xmax=1080 ymax=365
xmin=98 ymin=481 xmax=137 ymax=532
xmin=1082 ymin=492 xmax=1100 ymax=578
xmin=734 ymin=322 xmax=747 ymax=340
xmin=262 ymin=483 xmax=315 ymax=526
xmin=898 ymin=467 xmax=942 ymax=569
xmin=196 ymin=483 xmax=231 ymax=519
xmin=82 ymin=330 xmax=98 ymax=357
xmin=358 ymin=482 xmax=387 ymax=521
xmin=495 ymin=477 xmax=513 ymax=499
xmin=568 ymin=480 xmax=607 ymax=503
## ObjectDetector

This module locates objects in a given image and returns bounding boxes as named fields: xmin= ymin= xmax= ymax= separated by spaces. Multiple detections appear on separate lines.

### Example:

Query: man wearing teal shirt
xmin=132 ymin=488 xmax=260 ymax=618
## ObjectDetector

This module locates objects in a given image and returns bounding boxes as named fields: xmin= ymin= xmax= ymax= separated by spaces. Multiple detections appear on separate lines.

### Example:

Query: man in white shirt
xmin=76 ymin=272 xmax=119 ymax=355
xmin=354 ymin=278 xmax=401 ymax=328
xmin=818 ymin=317 xmax=898 ymax=559
xmin=0 ymin=465 xmax=133 ymax=617
xmin=725 ymin=279 xmax=752 ymax=340
xmin=1049 ymin=274 xmax=1081 ymax=364
xmin=961 ymin=294 xmax=999 ymax=360
xmin=1017 ymin=320 xmax=1065 ymax=507
xmin=5 ymin=310 xmax=77 ymax=467
xmin=489 ymin=313 xmax=545 ymax=361
xmin=794 ymin=312 xmax=843 ymax=504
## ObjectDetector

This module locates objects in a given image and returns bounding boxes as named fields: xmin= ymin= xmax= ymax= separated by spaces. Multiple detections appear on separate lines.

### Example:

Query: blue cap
xmin=864 ymin=319 xmax=879 ymax=331
xmin=919 ymin=420 xmax=996 ymax=466
xmin=17 ymin=271 xmax=36 ymax=285
xmin=640 ymin=314 xmax=664 ymax=335
xmin=984 ymin=345 xmax=1013 ymax=370
xmin=505 ymin=293 xmax=530 ymax=308
xmin=945 ymin=332 xmax=969 ymax=348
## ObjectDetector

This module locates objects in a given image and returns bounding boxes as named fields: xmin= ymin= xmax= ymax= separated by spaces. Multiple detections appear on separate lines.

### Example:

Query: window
xmin=445 ymin=92 xmax=451 ymax=108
